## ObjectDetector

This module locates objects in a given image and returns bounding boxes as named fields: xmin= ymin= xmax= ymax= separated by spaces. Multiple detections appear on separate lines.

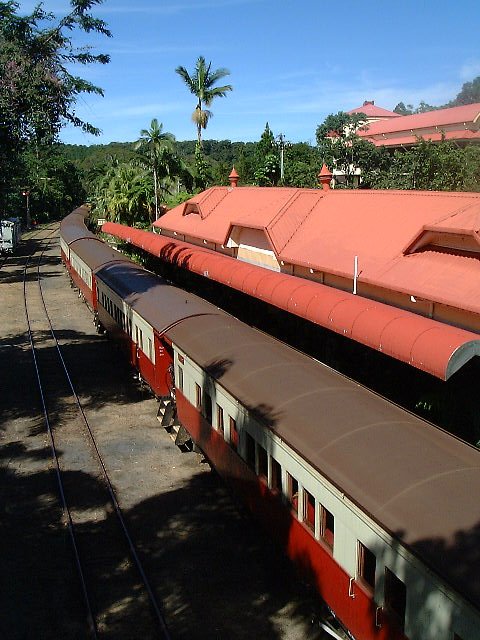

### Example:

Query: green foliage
xmin=450 ymin=76 xmax=480 ymax=106
xmin=315 ymin=111 xmax=368 ymax=141
xmin=194 ymin=142 xmax=211 ymax=190
xmin=371 ymin=138 xmax=477 ymax=191
xmin=164 ymin=191 xmax=193 ymax=208
xmin=281 ymin=143 xmax=320 ymax=188
xmin=175 ymin=55 xmax=232 ymax=145
xmin=134 ymin=119 xmax=176 ymax=218
xmin=92 ymin=160 xmax=154 ymax=226
xmin=394 ymin=75 xmax=480 ymax=115
xmin=23 ymin=145 xmax=86 ymax=221
xmin=316 ymin=111 xmax=370 ymax=188
xmin=0 ymin=0 xmax=110 ymax=216
xmin=253 ymin=123 xmax=280 ymax=186
xmin=393 ymin=101 xmax=414 ymax=115
xmin=462 ymin=146 xmax=480 ymax=191
xmin=0 ymin=0 xmax=110 ymax=146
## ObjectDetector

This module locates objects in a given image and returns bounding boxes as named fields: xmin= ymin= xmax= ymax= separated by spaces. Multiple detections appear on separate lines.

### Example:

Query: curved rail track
xmin=22 ymin=229 xmax=171 ymax=639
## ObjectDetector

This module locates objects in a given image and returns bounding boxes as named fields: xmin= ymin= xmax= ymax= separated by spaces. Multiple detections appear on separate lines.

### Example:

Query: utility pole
xmin=278 ymin=133 xmax=285 ymax=182
xmin=22 ymin=190 xmax=31 ymax=228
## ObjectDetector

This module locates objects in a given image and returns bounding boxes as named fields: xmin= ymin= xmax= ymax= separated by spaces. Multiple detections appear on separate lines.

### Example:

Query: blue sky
xmin=19 ymin=0 xmax=480 ymax=146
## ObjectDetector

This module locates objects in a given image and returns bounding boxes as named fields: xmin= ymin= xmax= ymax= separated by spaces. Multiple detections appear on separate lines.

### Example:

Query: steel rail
xmin=22 ymin=237 xmax=99 ymax=638
xmin=35 ymin=236 xmax=171 ymax=639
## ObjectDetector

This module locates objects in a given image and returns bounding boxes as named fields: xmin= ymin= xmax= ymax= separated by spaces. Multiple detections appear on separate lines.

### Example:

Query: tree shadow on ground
xmin=0 ymin=328 xmax=153 ymax=427
xmin=0 ymin=434 xmax=328 ymax=640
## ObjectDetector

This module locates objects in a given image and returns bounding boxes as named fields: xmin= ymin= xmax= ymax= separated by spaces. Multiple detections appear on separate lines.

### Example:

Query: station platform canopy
xmin=102 ymin=222 xmax=480 ymax=381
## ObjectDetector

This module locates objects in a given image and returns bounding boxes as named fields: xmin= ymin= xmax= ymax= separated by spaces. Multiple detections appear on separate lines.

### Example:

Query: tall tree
xmin=449 ymin=76 xmax=480 ymax=106
xmin=316 ymin=111 xmax=371 ymax=188
xmin=134 ymin=119 xmax=175 ymax=219
xmin=253 ymin=123 xmax=280 ymax=186
xmin=92 ymin=161 xmax=154 ymax=226
xmin=371 ymin=138 xmax=469 ymax=191
xmin=0 ymin=0 xmax=111 ymax=216
xmin=175 ymin=55 xmax=232 ymax=146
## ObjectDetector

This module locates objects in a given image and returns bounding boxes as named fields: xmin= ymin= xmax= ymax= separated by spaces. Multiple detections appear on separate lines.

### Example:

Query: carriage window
xmin=384 ymin=568 xmax=406 ymax=631
xmin=216 ymin=405 xmax=224 ymax=433
xmin=204 ymin=392 xmax=212 ymax=424
xmin=195 ymin=383 xmax=202 ymax=409
xmin=321 ymin=506 xmax=334 ymax=550
xmin=245 ymin=432 xmax=256 ymax=470
xmin=271 ymin=458 xmax=282 ymax=494
xmin=229 ymin=417 xmax=238 ymax=451
xmin=177 ymin=366 xmax=183 ymax=392
xmin=258 ymin=445 xmax=268 ymax=481
xmin=357 ymin=542 xmax=376 ymax=591
xmin=147 ymin=338 xmax=153 ymax=361
xmin=286 ymin=472 xmax=299 ymax=514
xmin=303 ymin=489 xmax=315 ymax=532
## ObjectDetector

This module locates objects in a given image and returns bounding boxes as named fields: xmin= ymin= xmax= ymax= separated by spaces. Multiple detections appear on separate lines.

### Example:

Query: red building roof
xmin=347 ymin=100 xmax=401 ymax=119
xmin=155 ymin=187 xmax=480 ymax=317
xmin=358 ymin=102 xmax=480 ymax=147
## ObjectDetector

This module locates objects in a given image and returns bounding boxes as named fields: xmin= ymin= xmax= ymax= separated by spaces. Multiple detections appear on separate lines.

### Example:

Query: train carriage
xmin=95 ymin=260 xmax=220 ymax=398
xmin=0 ymin=217 xmax=21 ymax=253
xmin=60 ymin=209 xmax=480 ymax=640
xmin=165 ymin=313 xmax=480 ymax=640
xmin=67 ymin=237 xmax=128 ymax=310
xmin=59 ymin=205 xmax=95 ymax=268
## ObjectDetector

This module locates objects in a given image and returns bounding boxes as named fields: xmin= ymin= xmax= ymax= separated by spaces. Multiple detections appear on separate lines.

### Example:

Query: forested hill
xmin=61 ymin=139 xmax=257 ymax=175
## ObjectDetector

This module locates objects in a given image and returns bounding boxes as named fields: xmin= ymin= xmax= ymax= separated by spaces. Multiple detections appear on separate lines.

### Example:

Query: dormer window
xmin=183 ymin=202 xmax=201 ymax=216
xmin=405 ymin=230 xmax=480 ymax=257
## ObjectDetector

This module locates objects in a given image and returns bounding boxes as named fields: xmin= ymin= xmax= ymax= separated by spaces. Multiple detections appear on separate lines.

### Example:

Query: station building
xmin=352 ymin=100 xmax=480 ymax=149
xmin=103 ymin=169 xmax=480 ymax=382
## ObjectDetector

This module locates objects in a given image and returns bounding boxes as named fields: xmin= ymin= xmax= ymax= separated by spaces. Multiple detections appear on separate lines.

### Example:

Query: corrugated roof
xmin=152 ymin=186 xmax=480 ymax=322
xmin=102 ymin=222 xmax=480 ymax=380
xmin=347 ymin=102 xmax=401 ymax=118
xmin=374 ymin=249 xmax=480 ymax=314
xmin=268 ymin=191 xmax=324 ymax=253
xmin=158 ymin=189 xmax=480 ymax=317
xmin=358 ymin=102 xmax=480 ymax=137
xmin=364 ymin=129 xmax=480 ymax=147
xmin=279 ymin=190 xmax=480 ymax=304
xmin=158 ymin=187 xmax=300 ymax=245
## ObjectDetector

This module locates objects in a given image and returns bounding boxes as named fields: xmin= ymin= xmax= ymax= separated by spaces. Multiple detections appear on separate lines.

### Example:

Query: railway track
xmin=22 ymin=231 xmax=170 ymax=639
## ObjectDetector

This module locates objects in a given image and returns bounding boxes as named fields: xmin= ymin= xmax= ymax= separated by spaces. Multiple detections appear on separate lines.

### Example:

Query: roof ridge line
xmin=197 ymin=186 xmax=229 ymax=219
xmin=428 ymin=201 xmax=480 ymax=227
xmin=274 ymin=191 xmax=325 ymax=254
xmin=268 ymin=189 xmax=303 ymax=228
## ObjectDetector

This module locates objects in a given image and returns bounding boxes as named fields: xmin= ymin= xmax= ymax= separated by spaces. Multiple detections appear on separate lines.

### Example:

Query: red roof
xmin=358 ymin=102 xmax=480 ymax=146
xmin=363 ymin=129 xmax=480 ymax=147
xmin=102 ymin=221 xmax=480 ymax=380
xmin=155 ymin=187 xmax=480 ymax=317
xmin=347 ymin=101 xmax=401 ymax=119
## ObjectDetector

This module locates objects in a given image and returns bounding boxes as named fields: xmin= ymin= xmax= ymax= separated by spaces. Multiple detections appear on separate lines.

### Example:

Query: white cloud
xmin=460 ymin=60 xmax=480 ymax=81
xmin=97 ymin=0 xmax=266 ymax=15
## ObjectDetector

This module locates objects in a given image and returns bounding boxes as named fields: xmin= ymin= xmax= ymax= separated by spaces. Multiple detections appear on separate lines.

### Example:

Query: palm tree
xmin=106 ymin=164 xmax=154 ymax=226
xmin=134 ymin=119 xmax=175 ymax=220
xmin=175 ymin=56 xmax=232 ymax=146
